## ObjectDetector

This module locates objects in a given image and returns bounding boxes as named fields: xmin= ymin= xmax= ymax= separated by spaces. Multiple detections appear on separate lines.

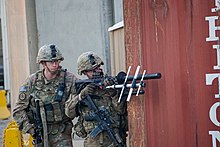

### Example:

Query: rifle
xmin=32 ymin=99 xmax=43 ymax=145
xmin=81 ymin=95 xmax=125 ymax=147
xmin=75 ymin=66 xmax=161 ymax=102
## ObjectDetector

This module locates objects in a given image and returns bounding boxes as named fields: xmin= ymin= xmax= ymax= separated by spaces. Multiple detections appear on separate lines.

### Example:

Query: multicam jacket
xmin=13 ymin=69 xmax=76 ymax=134
xmin=65 ymin=80 xmax=128 ymax=147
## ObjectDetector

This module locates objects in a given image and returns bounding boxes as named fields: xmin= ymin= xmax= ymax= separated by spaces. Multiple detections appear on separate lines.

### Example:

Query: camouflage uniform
xmin=65 ymin=51 xmax=128 ymax=147
xmin=13 ymin=44 xmax=77 ymax=147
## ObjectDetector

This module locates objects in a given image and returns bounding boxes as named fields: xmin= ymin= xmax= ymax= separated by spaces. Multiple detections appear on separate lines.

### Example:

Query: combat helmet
xmin=36 ymin=44 xmax=64 ymax=64
xmin=77 ymin=51 xmax=104 ymax=75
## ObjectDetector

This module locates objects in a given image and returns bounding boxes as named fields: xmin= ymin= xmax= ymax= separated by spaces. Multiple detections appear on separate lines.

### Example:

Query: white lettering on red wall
xmin=205 ymin=1 xmax=220 ymax=147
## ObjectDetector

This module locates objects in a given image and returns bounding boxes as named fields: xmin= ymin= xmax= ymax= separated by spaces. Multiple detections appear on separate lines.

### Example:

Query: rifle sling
xmin=37 ymin=99 xmax=49 ymax=147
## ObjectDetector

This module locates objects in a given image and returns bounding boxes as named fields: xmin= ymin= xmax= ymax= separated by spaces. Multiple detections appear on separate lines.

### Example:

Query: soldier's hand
xmin=103 ymin=76 xmax=116 ymax=86
xmin=80 ymin=84 xmax=97 ymax=99
xmin=28 ymin=127 xmax=35 ymax=137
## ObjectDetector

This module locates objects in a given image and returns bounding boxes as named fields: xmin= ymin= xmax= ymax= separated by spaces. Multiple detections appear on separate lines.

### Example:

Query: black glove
xmin=80 ymin=84 xmax=97 ymax=99
xmin=103 ymin=76 xmax=116 ymax=86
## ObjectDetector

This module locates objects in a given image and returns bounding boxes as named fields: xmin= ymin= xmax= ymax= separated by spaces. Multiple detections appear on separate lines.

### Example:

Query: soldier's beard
xmin=92 ymin=71 xmax=104 ymax=79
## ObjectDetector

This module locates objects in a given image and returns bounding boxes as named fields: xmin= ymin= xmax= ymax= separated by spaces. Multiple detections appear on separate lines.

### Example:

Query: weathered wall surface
xmin=124 ymin=0 xmax=220 ymax=146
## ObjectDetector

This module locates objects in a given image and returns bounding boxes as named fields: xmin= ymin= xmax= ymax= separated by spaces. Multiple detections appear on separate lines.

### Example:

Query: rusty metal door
xmin=124 ymin=0 xmax=220 ymax=147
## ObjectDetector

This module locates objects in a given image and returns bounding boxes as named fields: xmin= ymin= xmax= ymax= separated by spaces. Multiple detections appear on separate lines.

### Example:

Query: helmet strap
xmin=43 ymin=63 xmax=58 ymax=79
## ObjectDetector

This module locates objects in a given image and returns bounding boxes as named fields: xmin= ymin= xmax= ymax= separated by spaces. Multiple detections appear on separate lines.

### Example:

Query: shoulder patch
xmin=19 ymin=93 xmax=26 ymax=100
xmin=19 ymin=86 xmax=28 ymax=92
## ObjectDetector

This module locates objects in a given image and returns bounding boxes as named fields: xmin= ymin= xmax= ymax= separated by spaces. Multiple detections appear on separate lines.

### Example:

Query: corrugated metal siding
xmin=124 ymin=0 xmax=219 ymax=147
xmin=124 ymin=0 xmax=146 ymax=146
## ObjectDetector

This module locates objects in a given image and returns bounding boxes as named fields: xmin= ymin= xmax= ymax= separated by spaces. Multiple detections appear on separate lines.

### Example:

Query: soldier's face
xmin=85 ymin=70 xmax=93 ymax=79
xmin=44 ymin=60 xmax=61 ymax=73
xmin=84 ymin=66 xmax=103 ymax=79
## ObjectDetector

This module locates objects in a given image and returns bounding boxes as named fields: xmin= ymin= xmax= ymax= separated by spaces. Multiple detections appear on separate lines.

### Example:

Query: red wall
xmin=124 ymin=0 xmax=220 ymax=147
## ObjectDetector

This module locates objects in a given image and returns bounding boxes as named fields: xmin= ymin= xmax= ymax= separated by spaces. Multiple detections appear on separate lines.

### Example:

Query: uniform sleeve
xmin=65 ymin=79 xmax=81 ymax=119
xmin=13 ymin=78 xmax=33 ymax=134
xmin=110 ymin=89 xmax=128 ymax=115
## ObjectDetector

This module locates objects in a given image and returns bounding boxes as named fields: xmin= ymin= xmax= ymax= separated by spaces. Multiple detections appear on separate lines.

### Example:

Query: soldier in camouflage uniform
xmin=13 ymin=44 xmax=77 ymax=147
xmin=65 ymin=51 xmax=128 ymax=147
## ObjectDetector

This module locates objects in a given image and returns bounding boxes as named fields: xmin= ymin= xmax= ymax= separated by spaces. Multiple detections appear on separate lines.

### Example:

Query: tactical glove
xmin=103 ymin=76 xmax=116 ymax=86
xmin=28 ymin=127 xmax=35 ymax=136
xmin=80 ymin=84 xmax=97 ymax=99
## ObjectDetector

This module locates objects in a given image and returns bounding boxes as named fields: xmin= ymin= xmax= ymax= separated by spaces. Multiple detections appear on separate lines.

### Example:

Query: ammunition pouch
xmin=28 ymin=101 xmax=67 ymax=125
xmin=48 ymin=120 xmax=73 ymax=135
xmin=44 ymin=102 xmax=64 ymax=123
xmin=74 ymin=120 xmax=87 ymax=138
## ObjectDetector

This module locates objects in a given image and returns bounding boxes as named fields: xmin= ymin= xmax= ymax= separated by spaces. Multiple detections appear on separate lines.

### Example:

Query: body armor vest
xmin=27 ymin=69 xmax=73 ymax=124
